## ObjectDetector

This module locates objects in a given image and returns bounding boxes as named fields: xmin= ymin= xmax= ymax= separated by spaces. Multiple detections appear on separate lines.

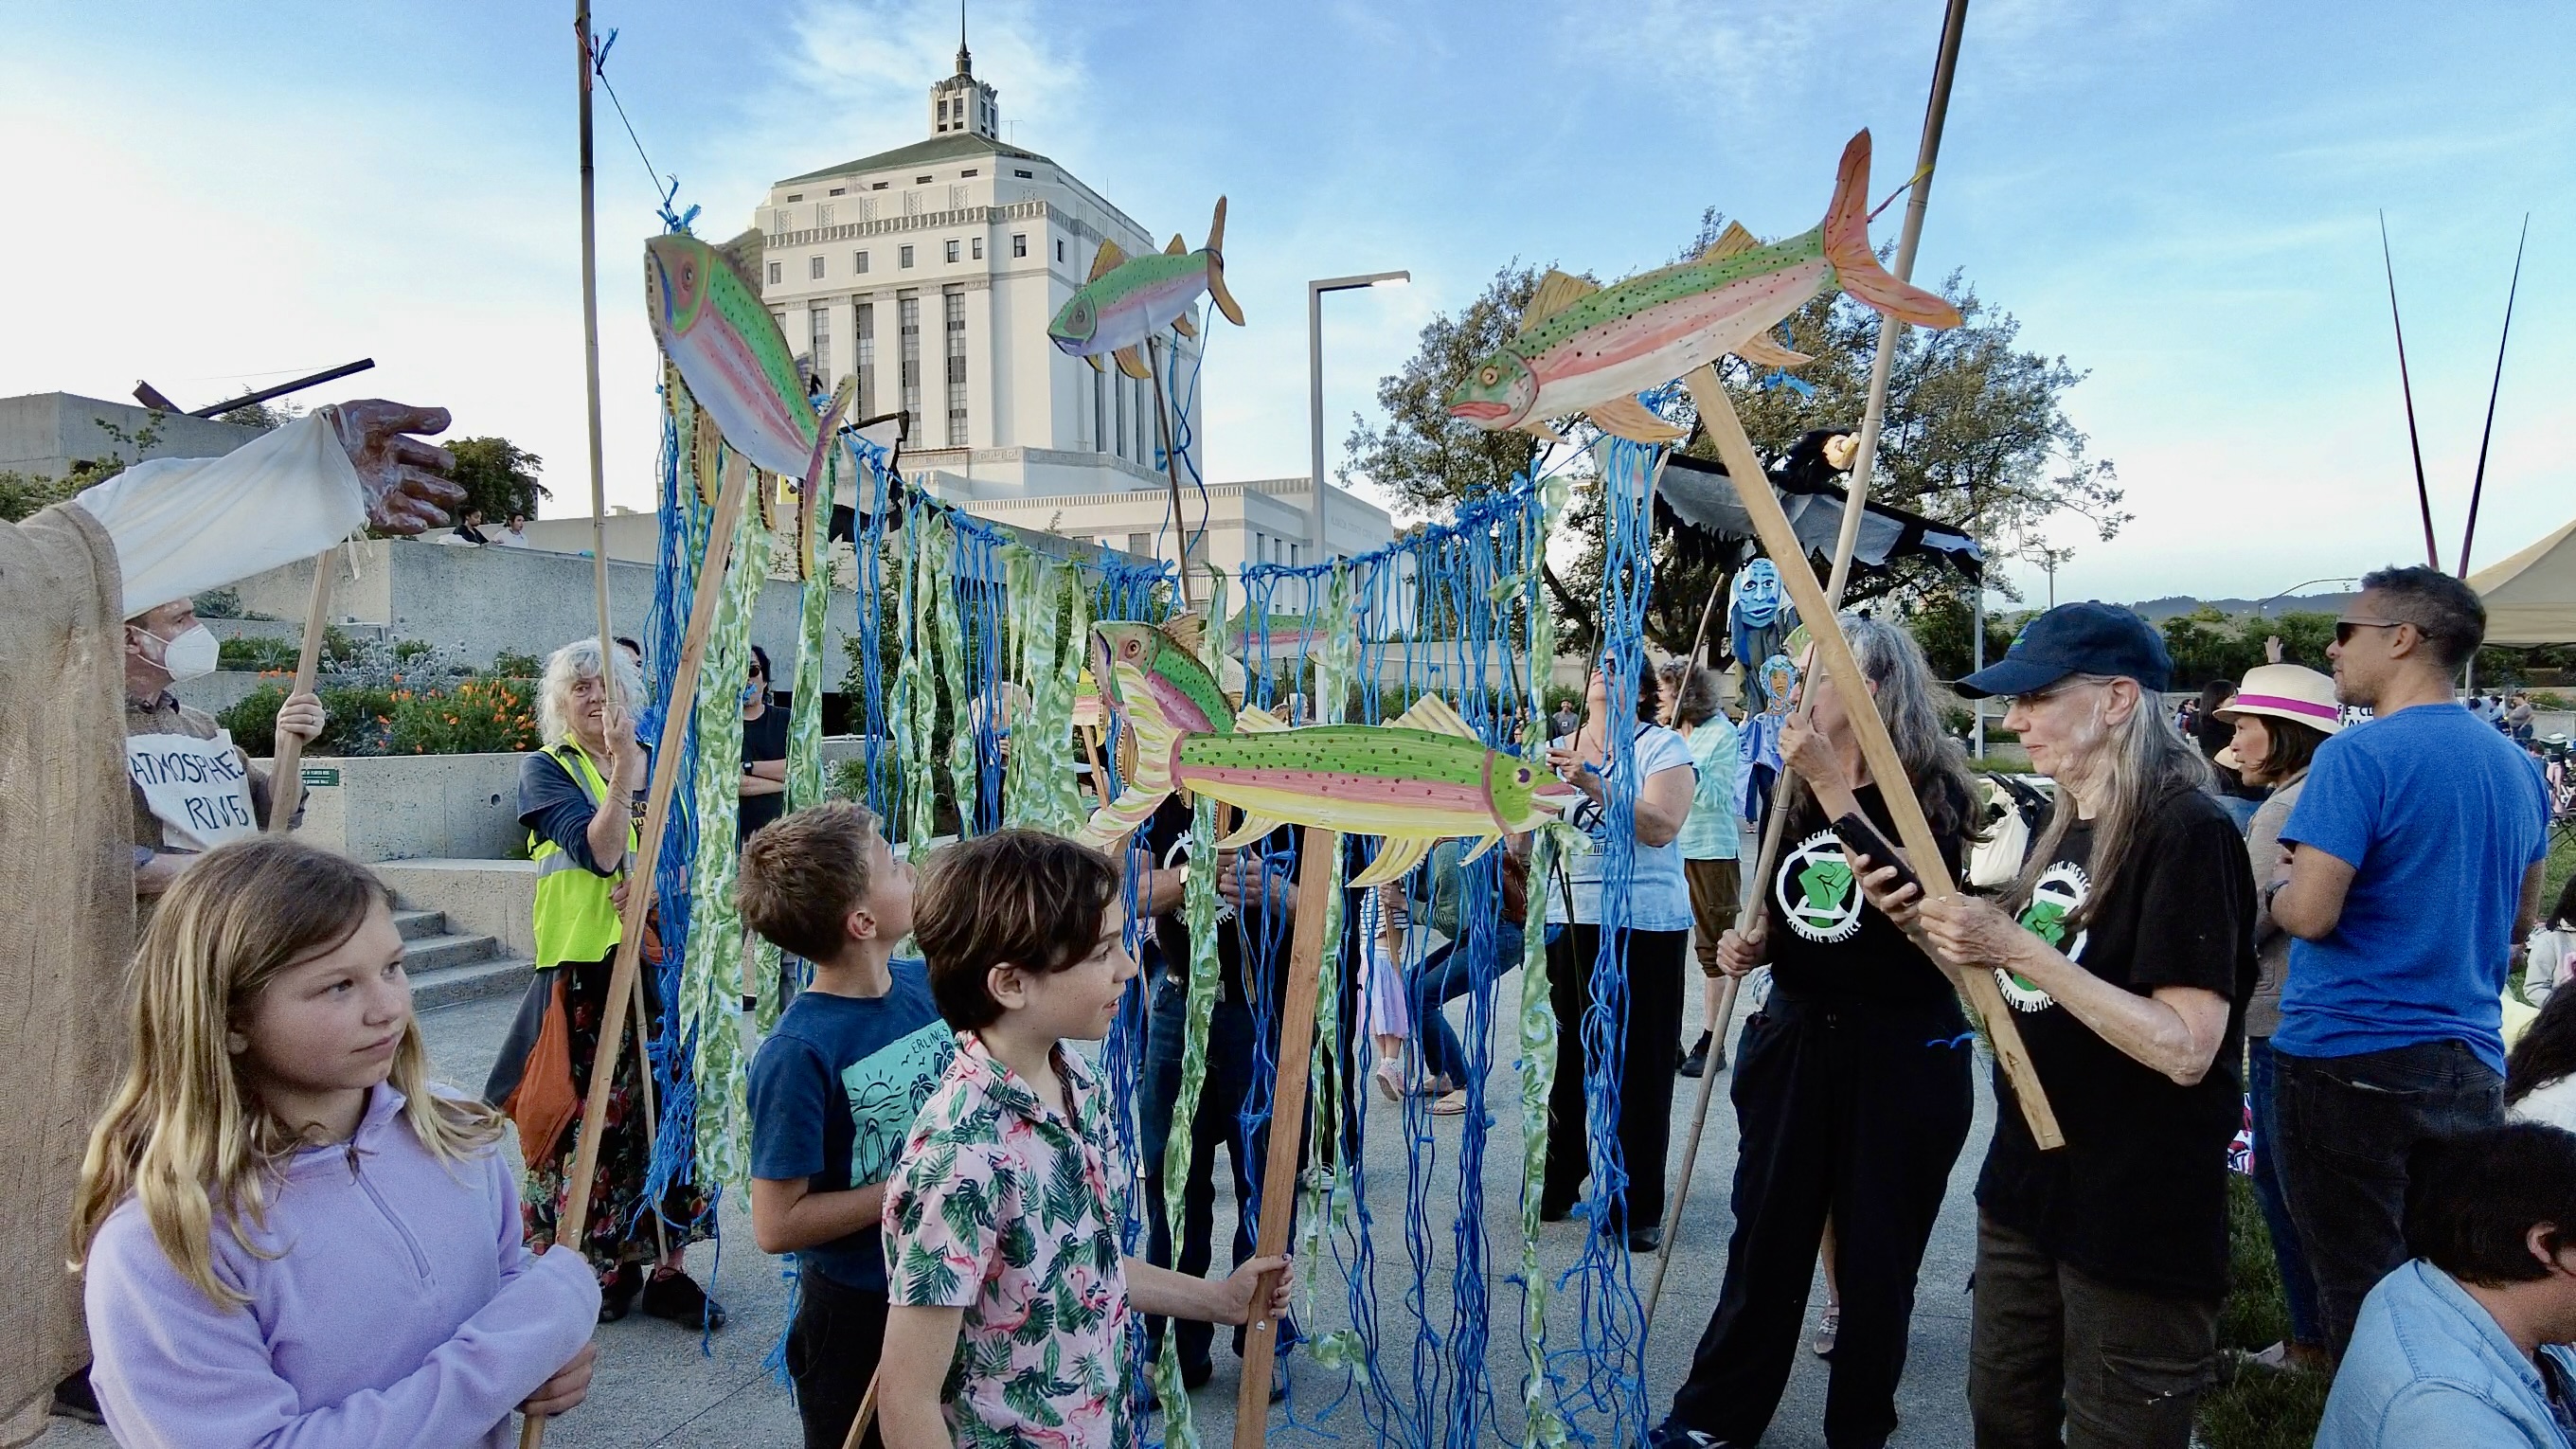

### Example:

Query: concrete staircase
xmin=392 ymin=903 xmax=533 ymax=1011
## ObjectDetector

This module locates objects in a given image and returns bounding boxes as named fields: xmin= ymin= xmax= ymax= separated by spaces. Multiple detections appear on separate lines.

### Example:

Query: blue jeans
xmin=2245 ymin=1037 xmax=2323 ymax=1348
xmin=1138 ymin=968 xmax=1264 ymax=1371
xmin=1406 ymin=924 xmax=1526 ymax=1086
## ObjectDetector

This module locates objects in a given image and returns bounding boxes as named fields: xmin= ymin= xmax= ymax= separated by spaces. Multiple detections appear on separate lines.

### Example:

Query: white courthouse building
xmin=749 ymin=37 xmax=1391 ymax=580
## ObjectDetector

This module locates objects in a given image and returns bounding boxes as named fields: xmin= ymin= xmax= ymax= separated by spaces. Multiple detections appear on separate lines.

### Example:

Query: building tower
xmin=929 ymin=11 xmax=997 ymax=138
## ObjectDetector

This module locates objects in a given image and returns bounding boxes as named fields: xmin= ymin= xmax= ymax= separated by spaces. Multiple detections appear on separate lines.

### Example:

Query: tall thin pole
xmin=1307 ymin=280 xmax=1328 ymax=608
xmin=2380 ymin=213 xmax=2442 ymax=572
xmin=1822 ymin=0 xmax=1970 ymax=605
xmin=2457 ymin=213 xmax=2529 ymax=579
xmin=577 ymin=1 xmax=615 ymax=673
xmin=1972 ymin=582 xmax=1987 ymax=758
xmin=1145 ymin=333 xmax=1193 ymax=610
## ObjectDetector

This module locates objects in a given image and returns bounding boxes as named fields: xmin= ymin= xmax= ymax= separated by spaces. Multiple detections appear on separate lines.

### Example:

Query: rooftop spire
xmin=956 ymin=0 xmax=971 ymax=76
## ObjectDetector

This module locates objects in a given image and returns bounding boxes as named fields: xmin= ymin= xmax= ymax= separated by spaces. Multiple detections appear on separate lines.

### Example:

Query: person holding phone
xmin=1650 ymin=617 xmax=1979 ymax=1449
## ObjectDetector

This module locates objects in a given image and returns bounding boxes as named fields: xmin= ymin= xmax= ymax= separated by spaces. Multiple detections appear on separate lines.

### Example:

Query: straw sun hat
xmin=2211 ymin=663 xmax=2341 ymax=770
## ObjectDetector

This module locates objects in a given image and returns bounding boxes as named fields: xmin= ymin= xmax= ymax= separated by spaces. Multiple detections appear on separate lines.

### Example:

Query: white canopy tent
xmin=2470 ymin=515 xmax=2576 ymax=646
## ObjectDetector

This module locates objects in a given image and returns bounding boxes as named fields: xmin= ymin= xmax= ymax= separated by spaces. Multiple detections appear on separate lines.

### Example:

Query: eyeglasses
xmin=2334 ymin=617 xmax=2405 ymax=646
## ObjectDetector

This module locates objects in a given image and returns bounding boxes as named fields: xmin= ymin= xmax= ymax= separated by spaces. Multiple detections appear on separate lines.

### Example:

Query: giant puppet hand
xmin=322 ymin=401 xmax=463 ymax=533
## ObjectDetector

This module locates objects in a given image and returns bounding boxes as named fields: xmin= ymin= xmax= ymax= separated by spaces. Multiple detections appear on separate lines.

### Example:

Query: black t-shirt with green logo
xmin=1766 ymin=780 xmax=1969 ymax=1014
xmin=1976 ymin=787 xmax=2257 ymax=1301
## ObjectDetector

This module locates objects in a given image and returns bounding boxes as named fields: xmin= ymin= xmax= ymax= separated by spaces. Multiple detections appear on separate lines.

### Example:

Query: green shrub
xmin=392 ymin=638 xmax=438 ymax=666
xmin=217 ymin=635 xmax=299 ymax=671
xmin=2532 ymin=690 xmax=2570 ymax=711
xmin=218 ymin=681 xmax=401 ymax=758
xmin=490 ymin=648 xmax=546 ymax=679
xmin=385 ymin=677 xmax=540 ymax=755
xmin=192 ymin=586 xmax=243 ymax=618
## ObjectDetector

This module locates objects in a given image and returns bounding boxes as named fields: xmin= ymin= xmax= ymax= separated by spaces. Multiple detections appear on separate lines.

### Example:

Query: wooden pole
xmin=1686 ymin=368 xmax=2061 ymax=1146
xmin=839 ymin=1373 xmax=880 ymax=1449
xmin=1232 ymin=831 xmax=1341 ymax=1443
xmin=574 ymin=0 xmax=617 ymax=702
xmin=264 ymin=550 xmax=338 ymax=832
xmin=520 ymin=453 xmax=755 ymax=1447
xmin=1143 ymin=333 xmax=1195 ymax=610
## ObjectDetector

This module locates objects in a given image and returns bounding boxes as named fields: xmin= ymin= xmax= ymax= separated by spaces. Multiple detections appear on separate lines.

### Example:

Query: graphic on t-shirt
xmin=1778 ymin=828 xmax=1864 ymax=943
xmin=1997 ymin=859 xmax=2091 ymax=1012
xmin=844 ymin=1020 xmax=958 ymax=1184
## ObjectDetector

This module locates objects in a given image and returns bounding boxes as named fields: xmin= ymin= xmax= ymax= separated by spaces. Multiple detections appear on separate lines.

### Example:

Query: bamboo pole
xmin=262 ymin=551 xmax=337 ymax=832
xmin=1144 ymin=333 xmax=1194 ymax=610
xmin=520 ymin=453 xmax=754 ymax=1447
xmin=1232 ymin=832 xmax=1341 ymax=1443
xmin=839 ymin=1373 xmax=880 ymax=1449
xmin=1687 ymin=369 xmax=2060 ymax=1147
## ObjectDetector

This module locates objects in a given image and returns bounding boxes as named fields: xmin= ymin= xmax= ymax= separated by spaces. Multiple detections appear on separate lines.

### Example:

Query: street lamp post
xmin=1307 ymin=271 xmax=1410 ymax=584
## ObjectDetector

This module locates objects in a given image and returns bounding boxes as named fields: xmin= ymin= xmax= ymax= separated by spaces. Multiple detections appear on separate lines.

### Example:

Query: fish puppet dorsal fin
xmin=1172 ymin=309 xmax=1198 ymax=340
xmin=714 ymin=228 xmax=766 ymax=292
xmin=1214 ymin=814 xmax=1289 ymax=850
xmin=1349 ymin=835 xmax=1436 ymax=889
xmin=1520 ymin=269 xmax=1601 ymax=331
xmin=1087 ymin=240 xmax=1127 ymax=282
xmin=1736 ymin=332 xmax=1813 ymax=369
xmin=1159 ymin=612 xmax=1208 ymax=656
xmin=1586 ymin=396 xmax=1689 ymax=445
xmin=1700 ymin=222 xmax=1761 ymax=263
xmin=1114 ymin=346 xmax=1152 ymax=380
xmin=1390 ymin=693 xmax=1477 ymax=740
xmin=1166 ymin=234 xmax=1188 ymax=256
xmin=1232 ymin=705 xmax=1289 ymax=734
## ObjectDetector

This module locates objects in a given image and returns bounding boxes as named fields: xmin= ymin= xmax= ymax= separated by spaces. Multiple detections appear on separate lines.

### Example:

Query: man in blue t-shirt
xmin=2270 ymin=565 xmax=2553 ymax=1356
xmin=740 ymin=802 xmax=953 ymax=1449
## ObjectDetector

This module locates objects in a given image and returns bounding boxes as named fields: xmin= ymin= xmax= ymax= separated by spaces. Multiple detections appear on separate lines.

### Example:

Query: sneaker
xmin=50 ymin=1369 xmax=101 ymax=1424
xmin=642 ymin=1266 xmax=727 ymax=1331
xmin=1373 ymin=1059 xmax=1405 ymax=1103
xmin=1812 ymin=1303 xmax=1839 ymax=1358
xmin=1645 ymin=1424 xmax=1735 ymax=1449
xmin=1679 ymin=1030 xmax=1712 ymax=1079
xmin=1627 ymin=1223 xmax=1664 ymax=1253
xmin=598 ymin=1261 xmax=644 ymax=1323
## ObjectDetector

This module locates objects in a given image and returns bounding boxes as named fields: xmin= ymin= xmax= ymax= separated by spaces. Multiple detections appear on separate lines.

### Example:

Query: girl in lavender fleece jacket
xmin=72 ymin=838 xmax=602 ymax=1448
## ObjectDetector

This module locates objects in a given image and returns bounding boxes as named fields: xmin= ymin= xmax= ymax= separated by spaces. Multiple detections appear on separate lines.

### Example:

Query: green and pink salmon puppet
xmin=1047 ymin=198 xmax=1245 ymax=381
xmin=1445 ymin=129 xmax=1963 ymax=445
xmin=644 ymin=229 xmax=857 ymax=487
xmin=1076 ymin=617 xmax=1577 ymax=887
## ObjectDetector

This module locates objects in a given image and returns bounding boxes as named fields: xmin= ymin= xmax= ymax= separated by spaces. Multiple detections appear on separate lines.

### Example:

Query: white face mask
xmin=137 ymin=622 xmax=221 ymax=684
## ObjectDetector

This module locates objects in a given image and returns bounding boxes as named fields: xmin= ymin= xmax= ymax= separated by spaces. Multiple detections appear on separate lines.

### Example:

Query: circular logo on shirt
xmin=1996 ymin=860 xmax=2091 ymax=1012
xmin=1777 ymin=828 xmax=1864 ymax=943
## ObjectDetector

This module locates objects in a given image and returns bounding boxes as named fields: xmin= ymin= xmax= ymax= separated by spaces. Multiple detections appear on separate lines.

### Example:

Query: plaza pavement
xmin=40 ymin=967 xmax=1991 ymax=1448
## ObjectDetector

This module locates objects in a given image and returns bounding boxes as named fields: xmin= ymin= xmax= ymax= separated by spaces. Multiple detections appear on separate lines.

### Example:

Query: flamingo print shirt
xmin=884 ymin=1031 xmax=1133 ymax=1449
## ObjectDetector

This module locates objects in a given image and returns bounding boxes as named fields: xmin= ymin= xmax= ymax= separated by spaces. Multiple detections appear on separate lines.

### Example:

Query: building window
xmin=855 ymin=302 xmax=875 ymax=420
xmin=961 ymin=169 xmax=978 ymax=177
xmin=870 ymin=181 xmax=887 ymax=191
xmin=916 ymin=174 xmax=933 ymax=184
xmin=1011 ymin=233 xmax=1027 ymax=259
xmin=786 ymin=193 xmax=803 ymax=203
xmin=828 ymin=188 xmax=845 ymax=196
xmin=970 ymin=237 xmax=982 ymax=259
xmin=944 ymin=239 xmax=960 ymax=264
xmin=765 ymin=260 xmax=781 ymax=286
xmin=943 ymin=287 xmax=968 ymax=448
xmin=1014 ymin=169 xmax=1034 ymax=179
xmin=809 ymin=255 xmax=825 ymax=280
xmin=899 ymin=244 xmax=915 ymax=268
xmin=809 ymin=308 xmax=832 ymax=386
xmin=1114 ymin=366 xmax=1130 ymax=460
xmin=1091 ymin=368 xmax=1105 ymax=456
xmin=856 ymin=250 xmax=869 ymax=274
xmin=1128 ymin=533 xmax=1150 ymax=557
xmin=1056 ymin=238 xmax=1065 ymax=262
xmin=898 ymin=293 xmax=922 ymax=439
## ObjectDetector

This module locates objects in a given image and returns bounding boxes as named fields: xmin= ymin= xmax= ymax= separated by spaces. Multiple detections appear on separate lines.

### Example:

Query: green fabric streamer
xmin=677 ymin=482 xmax=773 ymax=1192
xmin=894 ymin=509 xmax=943 ymax=862
xmin=1149 ymin=798 xmax=1222 ymax=1444
xmin=1001 ymin=551 xmax=1083 ymax=836
xmin=747 ymin=451 xmax=837 ymax=1036
xmin=1294 ymin=563 xmax=1359 ymax=1342
xmin=1519 ymin=474 xmax=1571 ymax=1449
xmin=930 ymin=526 xmax=975 ymax=840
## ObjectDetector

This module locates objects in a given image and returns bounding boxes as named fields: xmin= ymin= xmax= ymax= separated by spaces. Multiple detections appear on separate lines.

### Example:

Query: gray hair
xmin=1779 ymin=615 xmax=1980 ymax=844
xmin=2001 ymin=672 xmax=2211 ymax=928
xmin=2359 ymin=564 xmax=2486 ymax=671
xmin=537 ymin=638 xmax=647 ymax=748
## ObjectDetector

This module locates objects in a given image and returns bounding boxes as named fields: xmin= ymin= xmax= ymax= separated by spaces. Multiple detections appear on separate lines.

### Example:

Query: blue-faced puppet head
xmin=1758 ymin=653 xmax=1800 ymax=715
xmin=1734 ymin=559 xmax=1783 ymax=629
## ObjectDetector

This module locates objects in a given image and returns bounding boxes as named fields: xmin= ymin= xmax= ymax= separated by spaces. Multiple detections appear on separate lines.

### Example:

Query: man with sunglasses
xmin=2268 ymin=564 xmax=2555 ymax=1357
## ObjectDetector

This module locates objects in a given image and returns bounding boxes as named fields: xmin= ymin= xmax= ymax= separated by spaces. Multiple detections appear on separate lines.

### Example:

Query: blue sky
xmin=5 ymin=0 xmax=2568 ymax=607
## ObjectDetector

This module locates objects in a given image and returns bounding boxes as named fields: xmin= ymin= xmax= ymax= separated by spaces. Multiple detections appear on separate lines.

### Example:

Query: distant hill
xmin=2122 ymin=592 xmax=2357 ymax=622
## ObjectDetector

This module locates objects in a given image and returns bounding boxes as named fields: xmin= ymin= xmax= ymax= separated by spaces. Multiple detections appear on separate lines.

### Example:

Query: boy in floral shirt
xmin=878 ymin=830 xmax=1291 ymax=1449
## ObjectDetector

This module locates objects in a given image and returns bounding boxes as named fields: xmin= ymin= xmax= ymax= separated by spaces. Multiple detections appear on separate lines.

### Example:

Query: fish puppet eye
xmin=1478 ymin=366 xmax=1501 ymax=386
xmin=1515 ymin=766 xmax=1532 ymax=784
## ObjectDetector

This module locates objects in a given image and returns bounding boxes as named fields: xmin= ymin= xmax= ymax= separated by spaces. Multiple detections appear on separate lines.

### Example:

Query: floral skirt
xmin=510 ymin=953 xmax=714 ymax=1270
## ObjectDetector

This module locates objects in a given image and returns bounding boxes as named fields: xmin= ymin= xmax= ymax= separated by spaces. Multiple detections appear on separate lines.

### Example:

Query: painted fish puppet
xmin=1047 ymin=198 xmax=1245 ymax=381
xmin=1444 ymin=130 xmax=1963 ymax=445
xmin=645 ymin=230 xmax=855 ymax=486
xmin=1077 ymin=617 xmax=1576 ymax=887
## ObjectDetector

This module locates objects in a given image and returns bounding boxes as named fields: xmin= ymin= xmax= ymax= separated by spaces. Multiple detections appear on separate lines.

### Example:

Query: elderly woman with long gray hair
xmin=483 ymin=638 xmax=720 ymax=1331
xmin=1863 ymin=603 xmax=2255 ymax=1449
xmin=1650 ymin=616 xmax=1983 ymax=1449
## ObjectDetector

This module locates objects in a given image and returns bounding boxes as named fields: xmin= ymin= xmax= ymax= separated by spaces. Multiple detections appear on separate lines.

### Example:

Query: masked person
xmin=124 ymin=599 xmax=327 ymax=898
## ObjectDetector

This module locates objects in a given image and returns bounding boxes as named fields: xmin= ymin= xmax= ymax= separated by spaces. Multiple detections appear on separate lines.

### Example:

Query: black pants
xmin=1139 ymin=972 xmax=1268 ymax=1372
xmin=2273 ymin=1039 xmax=2502 ymax=1354
xmin=1664 ymin=992 xmax=1974 ymax=1449
xmin=1542 ymin=923 xmax=1688 ymax=1233
xmin=784 ymin=1269 xmax=887 ymax=1449
xmin=1968 ymin=1213 xmax=2218 ymax=1449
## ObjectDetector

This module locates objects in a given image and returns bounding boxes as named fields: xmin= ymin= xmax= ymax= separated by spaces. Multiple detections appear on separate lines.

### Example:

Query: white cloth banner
xmin=126 ymin=730 xmax=259 ymax=851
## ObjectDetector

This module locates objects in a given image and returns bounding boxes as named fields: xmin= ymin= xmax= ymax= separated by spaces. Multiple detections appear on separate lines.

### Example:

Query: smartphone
xmin=1830 ymin=811 xmax=1922 ymax=900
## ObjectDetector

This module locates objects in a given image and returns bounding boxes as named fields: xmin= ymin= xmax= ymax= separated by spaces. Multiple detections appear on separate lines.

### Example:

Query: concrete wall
xmin=276 ymin=751 xmax=528 ymax=863
xmin=224 ymin=536 xmax=860 ymax=671
xmin=375 ymin=860 xmax=538 ymax=959
xmin=0 ymin=392 xmax=268 ymax=477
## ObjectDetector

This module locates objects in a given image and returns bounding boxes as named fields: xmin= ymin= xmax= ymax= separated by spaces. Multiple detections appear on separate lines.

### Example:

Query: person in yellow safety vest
xmin=483 ymin=638 xmax=721 ymax=1329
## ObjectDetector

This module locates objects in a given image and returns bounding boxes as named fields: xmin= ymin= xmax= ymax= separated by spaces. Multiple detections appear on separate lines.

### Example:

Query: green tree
xmin=441 ymin=437 xmax=550 ymax=524
xmin=1345 ymin=211 xmax=2127 ymax=658
xmin=0 ymin=412 xmax=172 ymax=523
xmin=1909 ymin=591 xmax=2023 ymax=682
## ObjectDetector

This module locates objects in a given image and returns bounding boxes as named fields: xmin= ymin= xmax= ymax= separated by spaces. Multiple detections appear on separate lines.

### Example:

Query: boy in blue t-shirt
xmin=742 ymin=801 xmax=953 ymax=1449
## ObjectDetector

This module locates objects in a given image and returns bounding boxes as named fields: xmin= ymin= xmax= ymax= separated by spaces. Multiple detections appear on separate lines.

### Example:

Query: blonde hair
xmin=71 ymin=838 xmax=503 ymax=1308
xmin=537 ymin=637 xmax=646 ymax=748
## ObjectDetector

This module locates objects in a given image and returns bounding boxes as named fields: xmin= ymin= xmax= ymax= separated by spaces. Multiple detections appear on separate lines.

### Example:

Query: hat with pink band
xmin=2214 ymin=664 xmax=2343 ymax=734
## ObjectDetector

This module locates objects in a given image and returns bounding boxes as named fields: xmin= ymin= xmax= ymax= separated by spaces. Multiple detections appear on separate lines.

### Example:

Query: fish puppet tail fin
xmin=1820 ymin=131 xmax=1963 ymax=330
xmin=1075 ymin=661 xmax=1183 ymax=850
xmin=798 ymin=374 xmax=859 ymax=486
xmin=1204 ymin=196 xmax=1245 ymax=327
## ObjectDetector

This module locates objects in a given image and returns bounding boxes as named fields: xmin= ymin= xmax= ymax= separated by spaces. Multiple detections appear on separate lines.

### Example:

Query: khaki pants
xmin=1684 ymin=856 xmax=1742 ymax=975
xmin=1968 ymin=1212 xmax=2219 ymax=1449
